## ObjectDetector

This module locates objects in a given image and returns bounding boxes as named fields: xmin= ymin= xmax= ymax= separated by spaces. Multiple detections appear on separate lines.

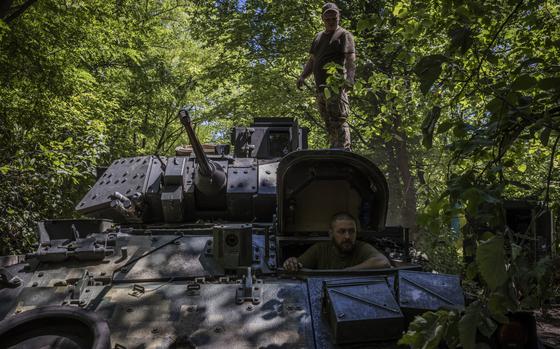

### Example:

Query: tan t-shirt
xmin=297 ymin=241 xmax=383 ymax=269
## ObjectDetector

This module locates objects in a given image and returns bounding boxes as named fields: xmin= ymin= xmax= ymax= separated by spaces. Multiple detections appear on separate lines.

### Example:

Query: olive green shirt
xmin=297 ymin=241 xmax=383 ymax=269
xmin=309 ymin=27 xmax=355 ymax=88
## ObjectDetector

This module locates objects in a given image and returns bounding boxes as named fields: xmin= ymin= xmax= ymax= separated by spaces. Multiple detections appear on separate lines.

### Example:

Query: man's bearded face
xmin=330 ymin=218 xmax=357 ymax=254
xmin=322 ymin=11 xmax=339 ymax=32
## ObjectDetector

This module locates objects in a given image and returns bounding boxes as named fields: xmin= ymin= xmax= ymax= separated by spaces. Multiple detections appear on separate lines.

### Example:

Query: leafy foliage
xmin=0 ymin=1 xmax=558 ymax=347
xmin=399 ymin=310 xmax=460 ymax=349
xmin=476 ymin=235 xmax=507 ymax=291
xmin=0 ymin=0 xmax=213 ymax=254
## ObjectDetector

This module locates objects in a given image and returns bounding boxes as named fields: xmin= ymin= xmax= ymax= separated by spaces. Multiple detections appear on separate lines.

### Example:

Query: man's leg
xmin=337 ymin=89 xmax=351 ymax=150
xmin=316 ymin=89 xmax=351 ymax=150
xmin=327 ymin=89 xmax=351 ymax=150
xmin=316 ymin=91 xmax=336 ymax=148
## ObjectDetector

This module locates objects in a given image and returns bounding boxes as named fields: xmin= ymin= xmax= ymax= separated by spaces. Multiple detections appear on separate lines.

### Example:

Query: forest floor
xmin=535 ymin=306 xmax=560 ymax=348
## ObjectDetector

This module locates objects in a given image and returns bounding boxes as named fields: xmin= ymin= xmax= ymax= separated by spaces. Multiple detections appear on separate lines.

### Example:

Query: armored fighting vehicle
xmin=0 ymin=110 xmax=466 ymax=348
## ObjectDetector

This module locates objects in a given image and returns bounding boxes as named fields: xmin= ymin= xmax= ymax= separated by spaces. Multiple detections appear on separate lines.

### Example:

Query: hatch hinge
xmin=235 ymin=267 xmax=262 ymax=305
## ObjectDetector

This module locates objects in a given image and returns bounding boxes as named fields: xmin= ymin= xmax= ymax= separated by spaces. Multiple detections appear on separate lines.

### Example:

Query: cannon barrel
xmin=179 ymin=109 xmax=213 ymax=177
xmin=178 ymin=109 xmax=227 ymax=195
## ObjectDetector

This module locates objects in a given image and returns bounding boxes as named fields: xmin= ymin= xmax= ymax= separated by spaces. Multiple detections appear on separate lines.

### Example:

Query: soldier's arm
xmin=344 ymin=52 xmax=356 ymax=87
xmin=282 ymin=243 xmax=319 ymax=271
xmin=345 ymin=243 xmax=390 ymax=270
xmin=295 ymin=243 xmax=319 ymax=269
xmin=344 ymin=31 xmax=356 ymax=87
xmin=345 ymin=254 xmax=390 ymax=270
xmin=297 ymin=54 xmax=315 ymax=89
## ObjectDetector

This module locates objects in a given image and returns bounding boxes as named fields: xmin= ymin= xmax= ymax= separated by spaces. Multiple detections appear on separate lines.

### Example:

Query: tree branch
xmin=3 ymin=0 xmax=37 ymax=24
xmin=448 ymin=0 xmax=525 ymax=106
xmin=544 ymin=135 xmax=559 ymax=208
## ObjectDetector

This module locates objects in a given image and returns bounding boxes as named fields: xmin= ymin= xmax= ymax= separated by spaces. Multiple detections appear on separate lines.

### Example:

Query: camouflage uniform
xmin=309 ymin=23 xmax=355 ymax=150
xmin=316 ymin=88 xmax=351 ymax=150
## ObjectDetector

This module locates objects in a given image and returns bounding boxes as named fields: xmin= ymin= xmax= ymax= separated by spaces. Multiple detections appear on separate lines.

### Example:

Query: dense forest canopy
xmin=0 ymin=0 xmax=559 ymax=347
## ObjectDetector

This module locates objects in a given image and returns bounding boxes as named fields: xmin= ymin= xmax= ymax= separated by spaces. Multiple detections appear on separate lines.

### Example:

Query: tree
xmin=0 ymin=0 xmax=216 ymax=253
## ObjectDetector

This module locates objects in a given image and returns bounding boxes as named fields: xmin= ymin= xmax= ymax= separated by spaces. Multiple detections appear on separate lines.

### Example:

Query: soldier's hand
xmin=283 ymin=257 xmax=302 ymax=272
xmin=296 ymin=76 xmax=305 ymax=90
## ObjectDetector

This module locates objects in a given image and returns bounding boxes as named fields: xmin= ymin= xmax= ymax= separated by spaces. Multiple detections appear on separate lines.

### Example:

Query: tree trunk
xmin=379 ymin=113 xmax=418 ymax=240
xmin=392 ymin=113 xmax=418 ymax=240
xmin=380 ymin=135 xmax=403 ymax=227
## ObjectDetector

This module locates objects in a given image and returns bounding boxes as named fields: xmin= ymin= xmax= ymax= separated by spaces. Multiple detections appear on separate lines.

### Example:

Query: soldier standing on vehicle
xmin=297 ymin=2 xmax=356 ymax=150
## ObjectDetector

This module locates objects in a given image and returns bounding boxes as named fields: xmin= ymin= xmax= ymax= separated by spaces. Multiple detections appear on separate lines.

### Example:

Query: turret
xmin=178 ymin=109 xmax=227 ymax=196
xmin=75 ymin=112 xmax=310 ymax=224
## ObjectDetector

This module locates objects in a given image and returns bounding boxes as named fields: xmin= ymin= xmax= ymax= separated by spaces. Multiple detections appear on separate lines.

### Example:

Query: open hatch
xmin=275 ymin=149 xmax=391 ymax=263
xmin=277 ymin=150 xmax=389 ymax=236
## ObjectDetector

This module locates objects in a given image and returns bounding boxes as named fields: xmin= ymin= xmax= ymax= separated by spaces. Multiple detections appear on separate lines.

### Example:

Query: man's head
xmin=322 ymin=3 xmax=340 ymax=33
xmin=329 ymin=212 xmax=357 ymax=254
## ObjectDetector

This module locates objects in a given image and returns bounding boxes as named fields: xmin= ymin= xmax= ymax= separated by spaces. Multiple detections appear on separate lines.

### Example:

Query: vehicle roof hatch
xmin=277 ymin=150 xmax=388 ymax=235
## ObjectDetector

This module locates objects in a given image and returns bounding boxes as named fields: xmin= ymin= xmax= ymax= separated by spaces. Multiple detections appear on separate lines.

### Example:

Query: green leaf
xmin=462 ymin=188 xmax=491 ymax=215
xmin=511 ymin=75 xmax=537 ymax=91
xmin=0 ymin=165 xmax=9 ymax=175
xmin=480 ymin=231 xmax=495 ymax=241
xmin=511 ymin=242 xmax=523 ymax=261
xmin=425 ymin=324 xmax=445 ymax=348
xmin=540 ymin=128 xmax=551 ymax=146
xmin=399 ymin=310 xmax=456 ymax=349
xmin=436 ymin=120 xmax=454 ymax=134
xmin=476 ymin=236 xmax=508 ymax=290
xmin=488 ymin=293 xmax=511 ymax=324
xmin=466 ymin=262 xmax=478 ymax=280
xmin=507 ymin=180 xmax=531 ymax=190
xmin=481 ymin=191 xmax=500 ymax=204
xmin=422 ymin=106 xmax=441 ymax=149
xmin=515 ymin=57 xmax=546 ymax=74
xmin=324 ymin=87 xmax=331 ymax=100
xmin=354 ymin=82 xmax=364 ymax=94
xmin=357 ymin=18 xmax=375 ymax=32
xmin=506 ymin=91 xmax=522 ymax=105
xmin=454 ymin=5 xmax=470 ymax=18
xmin=448 ymin=26 xmax=473 ymax=54
xmin=392 ymin=2 xmax=403 ymax=16
xmin=517 ymin=163 xmax=527 ymax=172
xmin=539 ymin=77 xmax=560 ymax=90
xmin=459 ymin=303 xmax=481 ymax=349
xmin=393 ymin=2 xmax=408 ymax=17
xmin=477 ymin=314 xmax=497 ymax=338
xmin=414 ymin=55 xmax=448 ymax=94
xmin=487 ymin=52 xmax=499 ymax=65
xmin=486 ymin=98 xmax=505 ymax=115
xmin=398 ymin=329 xmax=423 ymax=347
xmin=453 ymin=123 xmax=468 ymax=138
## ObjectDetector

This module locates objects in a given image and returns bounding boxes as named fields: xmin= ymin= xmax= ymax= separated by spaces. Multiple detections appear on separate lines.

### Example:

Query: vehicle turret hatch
xmin=277 ymin=150 xmax=389 ymax=235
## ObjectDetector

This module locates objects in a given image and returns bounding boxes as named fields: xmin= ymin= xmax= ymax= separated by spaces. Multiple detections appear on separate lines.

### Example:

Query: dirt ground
xmin=535 ymin=306 xmax=560 ymax=348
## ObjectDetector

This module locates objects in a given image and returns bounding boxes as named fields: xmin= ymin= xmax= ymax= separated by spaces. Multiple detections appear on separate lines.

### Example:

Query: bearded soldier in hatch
xmin=297 ymin=3 xmax=356 ymax=150
xmin=283 ymin=213 xmax=390 ymax=271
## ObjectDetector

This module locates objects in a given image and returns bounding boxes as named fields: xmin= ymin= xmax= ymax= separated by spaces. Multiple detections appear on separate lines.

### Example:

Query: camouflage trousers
xmin=316 ymin=89 xmax=351 ymax=150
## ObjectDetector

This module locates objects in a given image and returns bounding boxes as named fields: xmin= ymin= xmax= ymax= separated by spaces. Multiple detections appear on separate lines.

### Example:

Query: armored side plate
xmin=323 ymin=277 xmax=405 ymax=344
xmin=398 ymin=270 xmax=464 ymax=320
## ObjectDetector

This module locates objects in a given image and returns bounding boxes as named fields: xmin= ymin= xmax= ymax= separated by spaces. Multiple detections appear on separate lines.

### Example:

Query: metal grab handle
xmin=329 ymin=288 xmax=400 ymax=313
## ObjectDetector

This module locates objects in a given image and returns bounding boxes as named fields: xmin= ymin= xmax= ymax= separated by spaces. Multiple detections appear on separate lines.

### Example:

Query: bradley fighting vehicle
xmin=0 ymin=110 xmax=467 ymax=349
